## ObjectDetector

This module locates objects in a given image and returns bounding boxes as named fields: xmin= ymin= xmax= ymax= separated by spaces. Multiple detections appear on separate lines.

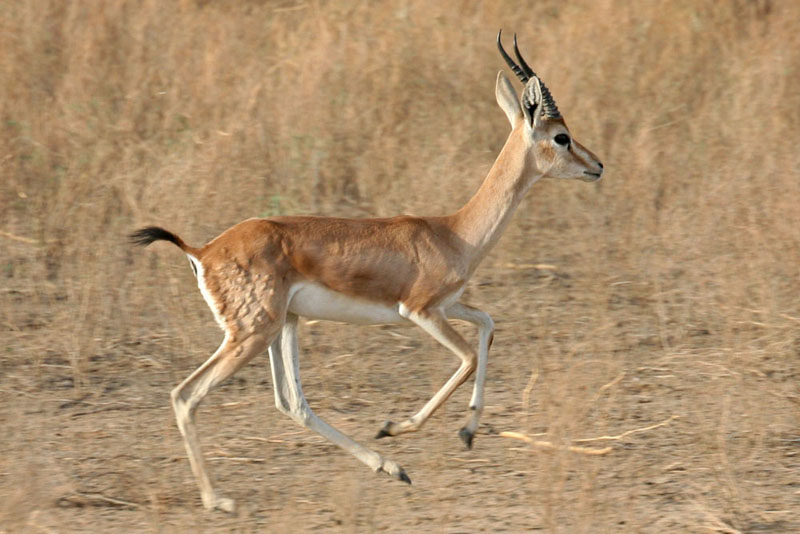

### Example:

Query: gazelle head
xmin=495 ymin=31 xmax=603 ymax=182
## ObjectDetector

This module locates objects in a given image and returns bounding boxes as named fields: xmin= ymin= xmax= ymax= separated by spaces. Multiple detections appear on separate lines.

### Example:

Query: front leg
xmin=376 ymin=305 xmax=480 ymax=440
xmin=445 ymin=303 xmax=494 ymax=448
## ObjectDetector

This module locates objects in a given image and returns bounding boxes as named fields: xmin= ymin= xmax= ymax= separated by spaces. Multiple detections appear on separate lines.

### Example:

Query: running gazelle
xmin=130 ymin=31 xmax=603 ymax=512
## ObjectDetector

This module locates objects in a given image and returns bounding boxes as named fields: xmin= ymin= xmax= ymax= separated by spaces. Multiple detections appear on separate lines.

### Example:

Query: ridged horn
xmin=537 ymin=80 xmax=561 ymax=120
xmin=498 ymin=30 xmax=562 ymax=120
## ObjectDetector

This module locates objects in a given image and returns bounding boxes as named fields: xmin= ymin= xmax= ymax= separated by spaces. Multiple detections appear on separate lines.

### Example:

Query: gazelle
xmin=130 ymin=31 xmax=603 ymax=512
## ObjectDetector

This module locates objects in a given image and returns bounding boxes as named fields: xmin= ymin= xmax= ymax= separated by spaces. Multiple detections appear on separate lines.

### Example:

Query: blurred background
xmin=2 ymin=0 xmax=799 ymax=532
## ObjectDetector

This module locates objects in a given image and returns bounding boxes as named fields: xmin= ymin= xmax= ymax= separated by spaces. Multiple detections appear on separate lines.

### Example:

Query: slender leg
xmin=376 ymin=307 xmax=479 ymax=440
xmin=445 ymin=303 xmax=494 ymax=448
xmin=268 ymin=314 xmax=411 ymax=483
xmin=171 ymin=331 xmax=274 ymax=512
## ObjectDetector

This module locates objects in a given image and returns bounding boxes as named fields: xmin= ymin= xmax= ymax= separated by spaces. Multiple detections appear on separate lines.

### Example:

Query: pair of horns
xmin=496 ymin=30 xmax=561 ymax=120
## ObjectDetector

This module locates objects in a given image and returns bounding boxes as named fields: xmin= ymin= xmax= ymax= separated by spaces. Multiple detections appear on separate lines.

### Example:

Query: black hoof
xmin=377 ymin=463 xmax=412 ymax=485
xmin=375 ymin=421 xmax=395 ymax=439
xmin=458 ymin=427 xmax=475 ymax=449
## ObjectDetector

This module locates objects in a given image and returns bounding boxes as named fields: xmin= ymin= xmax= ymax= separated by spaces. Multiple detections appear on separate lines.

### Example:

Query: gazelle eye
xmin=554 ymin=133 xmax=571 ymax=147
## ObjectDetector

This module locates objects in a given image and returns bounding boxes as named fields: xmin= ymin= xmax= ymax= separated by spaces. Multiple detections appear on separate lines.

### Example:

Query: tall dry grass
xmin=2 ymin=0 xmax=799 ymax=532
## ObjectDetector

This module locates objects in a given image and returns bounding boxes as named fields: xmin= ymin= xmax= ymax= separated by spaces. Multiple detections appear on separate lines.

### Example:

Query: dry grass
xmin=2 ymin=0 xmax=799 ymax=532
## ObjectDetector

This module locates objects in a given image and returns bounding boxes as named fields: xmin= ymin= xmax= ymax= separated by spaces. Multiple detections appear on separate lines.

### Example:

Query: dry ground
xmin=2 ymin=1 xmax=799 ymax=532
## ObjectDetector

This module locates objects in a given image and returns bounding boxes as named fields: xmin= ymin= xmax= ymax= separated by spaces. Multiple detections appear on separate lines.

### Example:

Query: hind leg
xmin=269 ymin=314 xmax=411 ymax=483
xmin=171 ymin=329 xmax=276 ymax=512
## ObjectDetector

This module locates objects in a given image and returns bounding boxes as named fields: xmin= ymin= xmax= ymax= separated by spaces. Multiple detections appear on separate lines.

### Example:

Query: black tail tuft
xmin=129 ymin=226 xmax=185 ymax=249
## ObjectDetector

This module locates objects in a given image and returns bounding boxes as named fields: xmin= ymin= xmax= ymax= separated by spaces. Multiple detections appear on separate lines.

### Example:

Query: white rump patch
xmin=189 ymin=256 xmax=227 ymax=331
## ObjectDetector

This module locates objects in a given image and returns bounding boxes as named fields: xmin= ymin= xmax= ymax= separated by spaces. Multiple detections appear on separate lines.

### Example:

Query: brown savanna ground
xmin=2 ymin=1 xmax=799 ymax=532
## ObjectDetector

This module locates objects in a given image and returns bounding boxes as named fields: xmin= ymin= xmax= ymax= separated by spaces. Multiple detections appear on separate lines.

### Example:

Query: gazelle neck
xmin=449 ymin=129 xmax=541 ymax=270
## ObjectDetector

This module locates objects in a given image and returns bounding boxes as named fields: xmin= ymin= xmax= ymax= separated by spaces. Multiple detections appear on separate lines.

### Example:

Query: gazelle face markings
xmin=526 ymin=118 xmax=604 ymax=182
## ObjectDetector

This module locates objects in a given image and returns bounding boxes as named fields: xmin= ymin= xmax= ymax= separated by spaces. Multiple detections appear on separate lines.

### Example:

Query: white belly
xmin=287 ymin=282 xmax=408 ymax=325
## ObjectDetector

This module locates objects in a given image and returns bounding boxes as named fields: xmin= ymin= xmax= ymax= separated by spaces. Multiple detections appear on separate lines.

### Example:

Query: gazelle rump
xmin=130 ymin=31 xmax=603 ymax=512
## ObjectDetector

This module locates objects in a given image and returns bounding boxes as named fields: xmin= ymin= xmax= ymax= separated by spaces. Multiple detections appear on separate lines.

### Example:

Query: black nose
xmin=598 ymin=162 xmax=604 ymax=169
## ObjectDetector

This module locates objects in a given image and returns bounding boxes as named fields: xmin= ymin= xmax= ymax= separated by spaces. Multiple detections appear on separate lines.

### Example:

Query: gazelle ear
xmin=522 ymin=78 xmax=545 ymax=128
xmin=495 ymin=71 xmax=522 ymax=127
